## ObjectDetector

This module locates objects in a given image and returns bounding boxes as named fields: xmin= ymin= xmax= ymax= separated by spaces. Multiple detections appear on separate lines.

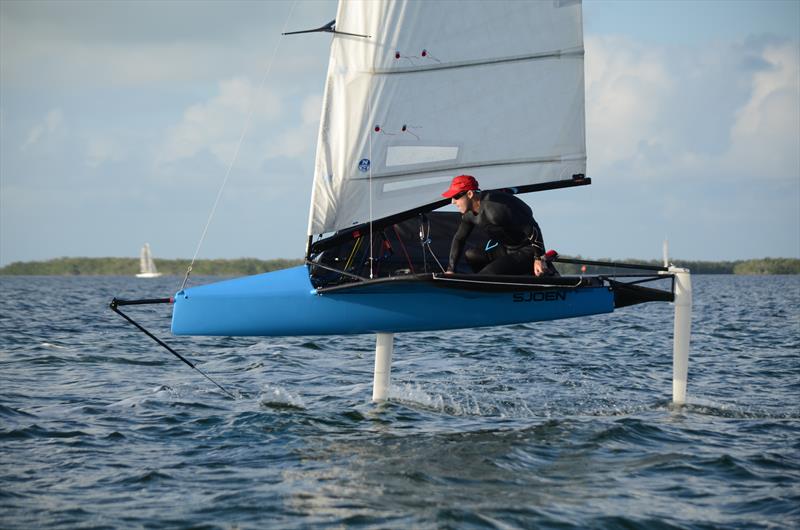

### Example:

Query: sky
xmin=1 ymin=0 xmax=798 ymax=265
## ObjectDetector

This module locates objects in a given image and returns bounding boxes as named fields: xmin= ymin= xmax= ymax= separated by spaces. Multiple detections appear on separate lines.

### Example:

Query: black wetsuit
xmin=447 ymin=191 xmax=545 ymax=275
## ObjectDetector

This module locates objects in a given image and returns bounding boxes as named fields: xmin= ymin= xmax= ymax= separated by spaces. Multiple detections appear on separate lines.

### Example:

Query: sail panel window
xmin=385 ymin=145 xmax=459 ymax=167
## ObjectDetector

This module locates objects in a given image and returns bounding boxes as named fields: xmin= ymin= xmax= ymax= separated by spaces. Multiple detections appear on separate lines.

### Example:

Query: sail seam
xmin=351 ymin=154 xmax=586 ymax=180
xmin=371 ymin=47 xmax=584 ymax=75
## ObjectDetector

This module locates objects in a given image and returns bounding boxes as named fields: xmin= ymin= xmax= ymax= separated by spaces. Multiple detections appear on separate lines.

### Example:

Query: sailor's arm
xmin=526 ymin=218 xmax=546 ymax=276
xmin=447 ymin=219 xmax=473 ymax=272
xmin=529 ymin=221 xmax=545 ymax=258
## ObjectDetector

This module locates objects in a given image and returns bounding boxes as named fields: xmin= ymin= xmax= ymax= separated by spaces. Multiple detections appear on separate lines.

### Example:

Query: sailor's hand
xmin=533 ymin=259 xmax=545 ymax=277
xmin=444 ymin=269 xmax=455 ymax=275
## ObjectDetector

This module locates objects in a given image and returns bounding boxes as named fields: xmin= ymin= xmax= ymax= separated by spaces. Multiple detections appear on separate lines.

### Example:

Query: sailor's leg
xmin=478 ymin=248 xmax=531 ymax=275
xmin=465 ymin=247 xmax=491 ymax=273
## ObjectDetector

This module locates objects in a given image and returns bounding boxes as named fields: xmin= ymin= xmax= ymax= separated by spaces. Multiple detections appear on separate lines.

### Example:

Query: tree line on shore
xmin=0 ymin=256 xmax=798 ymax=276
xmin=0 ymin=257 xmax=304 ymax=276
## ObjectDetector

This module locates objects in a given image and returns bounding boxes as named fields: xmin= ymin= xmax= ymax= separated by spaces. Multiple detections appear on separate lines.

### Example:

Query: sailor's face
xmin=451 ymin=192 xmax=469 ymax=214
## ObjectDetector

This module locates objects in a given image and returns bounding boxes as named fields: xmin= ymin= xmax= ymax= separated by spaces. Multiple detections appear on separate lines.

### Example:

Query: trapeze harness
xmin=447 ymin=191 xmax=546 ymax=275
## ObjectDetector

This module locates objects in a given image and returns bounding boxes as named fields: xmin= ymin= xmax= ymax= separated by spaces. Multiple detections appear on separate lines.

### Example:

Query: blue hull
xmin=171 ymin=266 xmax=615 ymax=336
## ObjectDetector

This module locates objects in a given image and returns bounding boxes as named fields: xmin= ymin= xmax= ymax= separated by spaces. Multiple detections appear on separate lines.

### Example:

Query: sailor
xmin=442 ymin=174 xmax=550 ymax=276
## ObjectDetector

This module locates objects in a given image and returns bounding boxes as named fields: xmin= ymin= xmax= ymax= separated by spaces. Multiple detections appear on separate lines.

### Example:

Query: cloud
xmin=585 ymin=35 xmax=799 ymax=183
xmin=1 ymin=1 xmax=332 ymax=89
xmin=264 ymin=93 xmax=322 ymax=160
xmin=301 ymin=94 xmax=322 ymax=125
xmin=21 ymin=109 xmax=63 ymax=150
xmin=585 ymin=35 xmax=672 ymax=177
xmin=157 ymin=77 xmax=282 ymax=169
xmin=727 ymin=42 xmax=800 ymax=179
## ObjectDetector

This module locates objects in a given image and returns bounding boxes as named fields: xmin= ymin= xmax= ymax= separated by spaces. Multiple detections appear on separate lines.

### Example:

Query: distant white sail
xmin=309 ymin=0 xmax=586 ymax=236
xmin=136 ymin=243 xmax=162 ymax=278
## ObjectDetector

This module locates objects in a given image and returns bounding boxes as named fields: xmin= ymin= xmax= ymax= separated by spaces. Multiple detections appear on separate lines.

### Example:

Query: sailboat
xmin=113 ymin=1 xmax=692 ymax=404
xmin=136 ymin=243 xmax=162 ymax=278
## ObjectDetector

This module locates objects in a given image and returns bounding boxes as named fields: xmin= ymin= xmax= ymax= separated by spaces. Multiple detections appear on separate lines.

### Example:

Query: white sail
xmin=136 ymin=243 xmax=162 ymax=278
xmin=309 ymin=0 xmax=586 ymax=236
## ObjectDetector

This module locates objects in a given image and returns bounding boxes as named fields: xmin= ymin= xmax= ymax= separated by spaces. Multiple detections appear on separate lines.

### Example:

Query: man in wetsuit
xmin=442 ymin=174 xmax=547 ymax=276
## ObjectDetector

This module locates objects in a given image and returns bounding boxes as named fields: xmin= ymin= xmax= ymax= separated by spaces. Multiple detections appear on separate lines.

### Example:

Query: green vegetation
xmin=0 ymin=257 xmax=303 ymax=276
xmin=0 ymin=256 xmax=797 ymax=276
xmin=732 ymin=258 xmax=800 ymax=275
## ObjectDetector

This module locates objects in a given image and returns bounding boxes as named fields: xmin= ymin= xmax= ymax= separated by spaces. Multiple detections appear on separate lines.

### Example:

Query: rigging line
xmin=368 ymin=80 xmax=374 ymax=279
xmin=419 ymin=215 xmax=446 ymax=272
xmin=419 ymin=215 xmax=431 ymax=273
xmin=373 ymin=233 xmax=383 ymax=278
xmin=304 ymin=260 xmax=367 ymax=282
xmin=363 ymin=232 xmax=378 ymax=276
xmin=179 ymin=0 xmax=299 ymax=292
xmin=430 ymin=245 xmax=446 ymax=272
xmin=392 ymin=225 xmax=415 ymax=273
xmin=344 ymin=236 xmax=362 ymax=271
xmin=109 ymin=300 xmax=236 ymax=399
xmin=426 ymin=242 xmax=447 ymax=272
xmin=417 ymin=216 xmax=444 ymax=272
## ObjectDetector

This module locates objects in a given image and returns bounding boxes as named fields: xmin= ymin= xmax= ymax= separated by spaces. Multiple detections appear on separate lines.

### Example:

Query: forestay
xmin=308 ymin=0 xmax=586 ymax=237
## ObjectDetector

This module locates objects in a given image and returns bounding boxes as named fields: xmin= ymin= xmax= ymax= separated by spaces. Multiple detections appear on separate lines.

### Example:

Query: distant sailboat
xmin=136 ymin=243 xmax=162 ymax=278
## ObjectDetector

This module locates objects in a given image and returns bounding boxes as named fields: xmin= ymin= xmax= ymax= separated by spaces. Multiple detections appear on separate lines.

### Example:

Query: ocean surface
xmin=1 ymin=274 xmax=798 ymax=529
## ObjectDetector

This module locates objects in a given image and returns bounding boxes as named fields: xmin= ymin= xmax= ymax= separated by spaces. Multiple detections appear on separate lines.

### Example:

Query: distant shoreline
xmin=0 ymin=257 xmax=798 ymax=276
xmin=0 ymin=257 xmax=304 ymax=277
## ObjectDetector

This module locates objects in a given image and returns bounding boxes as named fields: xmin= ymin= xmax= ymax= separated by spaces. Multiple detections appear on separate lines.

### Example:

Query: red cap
xmin=442 ymin=175 xmax=480 ymax=198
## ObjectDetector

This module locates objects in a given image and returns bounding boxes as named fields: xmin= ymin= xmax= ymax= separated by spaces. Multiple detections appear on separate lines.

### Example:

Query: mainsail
xmin=309 ymin=0 xmax=586 ymax=238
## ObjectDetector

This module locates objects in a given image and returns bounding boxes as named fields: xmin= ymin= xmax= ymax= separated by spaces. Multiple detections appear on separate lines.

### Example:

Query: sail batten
xmin=308 ymin=0 xmax=586 ymax=236
xmin=351 ymin=155 xmax=588 ymax=181
xmin=371 ymin=47 xmax=584 ymax=75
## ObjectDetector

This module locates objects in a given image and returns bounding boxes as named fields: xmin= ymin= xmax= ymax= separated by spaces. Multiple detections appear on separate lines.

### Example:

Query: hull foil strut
xmin=671 ymin=267 xmax=692 ymax=405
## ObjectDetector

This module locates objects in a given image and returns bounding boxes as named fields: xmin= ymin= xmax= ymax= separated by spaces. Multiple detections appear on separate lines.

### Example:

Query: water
xmin=1 ymin=275 xmax=798 ymax=529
